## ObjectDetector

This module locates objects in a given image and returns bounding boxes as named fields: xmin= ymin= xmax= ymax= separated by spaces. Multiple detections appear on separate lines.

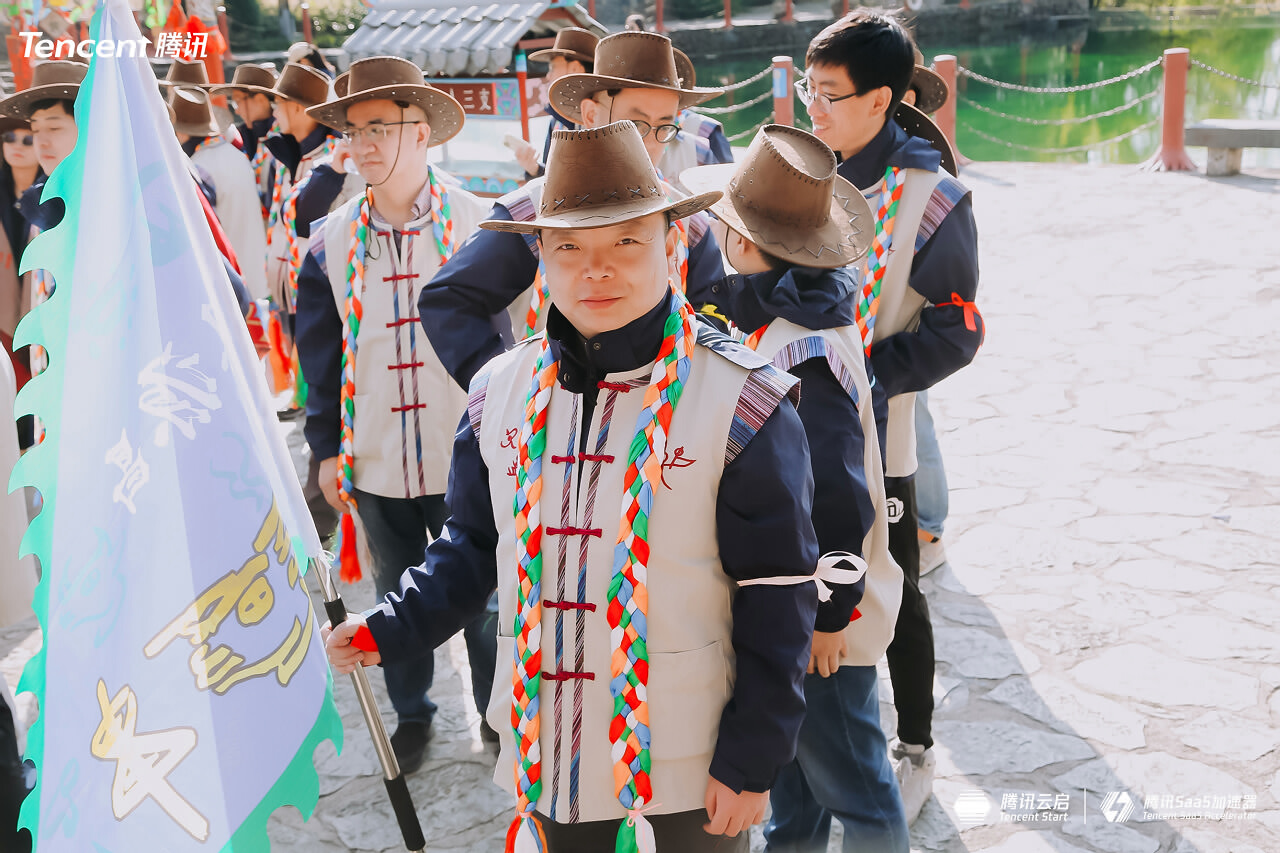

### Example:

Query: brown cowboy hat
xmin=480 ymin=121 xmax=719 ymax=234
xmin=168 ymin=87 xmax=219 ymax=137
xmin=529 ymin=27 xmax=598 ymax=66
xmin=269 ymin=62 xmax=332 ymax=108
xmin=682 ymin=125 xmax=873 ymax=268
xmin=909 ymin=48 xmax=948 ymax=115
xmin=209 ymin=62 xmax=279 ymax=97
xmin=894 ymin=101 xmax=957 ymax=176
xmin=306 ymin=56 xmax=464 ymax=146
xmin=333 ymin=71 xmax=350 ymax=98
xmin=549 ymin=32 xmax=721 ymax=124
xmin=0 ymin=117 xmax=31 ymax=135
xmin=673 ymin=47 xmax=696 ymax=88
xmin=159 ymin=58 xmax=213 ymax=90
xmin=0 ymin=61 xmax=86 ymax=119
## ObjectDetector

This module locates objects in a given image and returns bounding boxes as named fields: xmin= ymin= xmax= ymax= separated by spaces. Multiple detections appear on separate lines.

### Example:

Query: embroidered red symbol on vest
xmin=500 ymin=428 xmax=519 ymax=449
xmin=660 ymin=446 xmax=696 ymax=490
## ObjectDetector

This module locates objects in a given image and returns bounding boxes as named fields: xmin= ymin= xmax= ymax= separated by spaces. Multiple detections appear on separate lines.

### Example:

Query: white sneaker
xmin=918 ymin=536 xmax=947 ymax=577
xmin=892 ymin=740 xmax=936 ymax=824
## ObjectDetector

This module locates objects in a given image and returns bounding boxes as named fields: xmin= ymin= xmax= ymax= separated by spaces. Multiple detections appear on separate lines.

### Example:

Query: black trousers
xmin=534 ymin=809 xmax=750 ymax=853
xmin=0 ymin=698 xmax=29 ymax=853
xmin=883 ymin=475 xmax=935 ymax=750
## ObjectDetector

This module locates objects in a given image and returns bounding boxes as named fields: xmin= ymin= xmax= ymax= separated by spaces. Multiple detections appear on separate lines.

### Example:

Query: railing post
xmin=516 ymin=52 xmax=531 ymax=143
xmin=725 ymin=0 xmax=732 ymax=29
xmin=782 ymin=0 xmax=794 ymax=23
xmin=1142 ymin=47 xmax=1195 ymax=171
xmin=588 ymin=0 xmax=595 ymax=18
xmin=655 ymin=0 xmax=665 ymax=33
xmin=772 ymin=56 xmax=794 ymax=127
xmin=933 ymin=54 xmax=961 ymax=161
xmin=301 ymin=2 xmax=313 ymax=43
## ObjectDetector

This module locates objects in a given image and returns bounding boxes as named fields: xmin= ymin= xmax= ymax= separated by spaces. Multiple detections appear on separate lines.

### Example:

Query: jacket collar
xmin=724 ymin=265 xmax=858 ymax=335
xmin=546 ymin=290 xmax=673 ymax=393
xmin=837 ymin=116 xmax=941 ymax=191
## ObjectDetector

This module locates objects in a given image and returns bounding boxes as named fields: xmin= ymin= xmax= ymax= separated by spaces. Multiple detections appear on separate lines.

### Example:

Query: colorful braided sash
xmin=334 ymin=168 xmax=457 ymax=584
xmin=281 ymin=136 xmax=338 ymax=314
xmin=507 ymin=288 xmax=695 ymax=853
xmin=252 ymin=121 xmax=285 ymax=222
xmin=853 ymin=166 xmax=905 ymax=356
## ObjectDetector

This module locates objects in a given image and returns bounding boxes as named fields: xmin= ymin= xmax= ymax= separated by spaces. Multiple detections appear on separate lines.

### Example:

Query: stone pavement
xmin=3 ymin=161 xmax=1279 ymax=852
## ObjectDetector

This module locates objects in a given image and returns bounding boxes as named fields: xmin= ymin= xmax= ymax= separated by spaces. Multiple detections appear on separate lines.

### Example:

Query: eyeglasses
xmin=793 ymin=79 xmax=860 ymax=112
xmin=2 ymin=132 xmax=33 ymax=147
xmin=343 ymin=120 xmax=423 ymax=144
xmin=628 ymin=119 xmax=680 ymax=144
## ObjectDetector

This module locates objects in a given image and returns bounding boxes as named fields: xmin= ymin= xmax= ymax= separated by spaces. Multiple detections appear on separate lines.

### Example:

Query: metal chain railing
xmin=703 ymin=66 xmax=773 ymax=98
xmin=693 ymin=89 xmax=773 ymax=115
xmin=959 ymin=89 xmax=1160 ymax=125
xmin=958 ymin=57 xmax=1163 ymax=94
xmin=727 ymin=122 xmax=762 ymax=142
xmin=960 ymin=119 xmax=1159 ymax=154
xmin=1190 ymin=59 xmax=1280 ymax=90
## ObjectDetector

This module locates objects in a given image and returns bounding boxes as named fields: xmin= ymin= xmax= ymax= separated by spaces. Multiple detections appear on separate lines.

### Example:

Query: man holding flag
xmin=9 ymin=0 xmax=343 ymax=849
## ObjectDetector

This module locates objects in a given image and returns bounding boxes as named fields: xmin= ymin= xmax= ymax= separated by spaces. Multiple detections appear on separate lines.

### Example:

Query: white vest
xmin=472 ymin=327 xmax=797 ymax=823
xmin=193 ymin=138 xmax=268 ymax=300
xmin=862 ymin=167 xmax=943 ymax=478
xmin=319 ymin=183 xmax=489 ymax=498
xmin=267 ymin=138 xmax=337 ymax=310
xmin=752 ymin=319 xmax=902 ymax=665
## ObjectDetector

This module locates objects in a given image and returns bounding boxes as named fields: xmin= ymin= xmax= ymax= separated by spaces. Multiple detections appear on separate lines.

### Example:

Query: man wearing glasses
xmin=292 ymin=56 xmax=499 ymax=775
xmin=781 ymin=9 xmax=984 ymax=835
xmin=416 ymin=31 xmax=732 ymax=390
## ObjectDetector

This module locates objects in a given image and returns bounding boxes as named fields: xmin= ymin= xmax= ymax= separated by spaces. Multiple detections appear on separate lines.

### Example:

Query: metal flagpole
xmin=309 ymin=554 xmax=426 ymax=853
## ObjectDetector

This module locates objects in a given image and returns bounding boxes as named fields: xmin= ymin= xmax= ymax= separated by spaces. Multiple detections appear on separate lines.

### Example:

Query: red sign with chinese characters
xmin=435 ymin=82 xmax=498 ymax=115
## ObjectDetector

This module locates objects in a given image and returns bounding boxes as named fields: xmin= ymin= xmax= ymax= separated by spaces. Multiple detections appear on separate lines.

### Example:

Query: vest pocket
xmin=646 ymin=641 xmax=730 ymax=760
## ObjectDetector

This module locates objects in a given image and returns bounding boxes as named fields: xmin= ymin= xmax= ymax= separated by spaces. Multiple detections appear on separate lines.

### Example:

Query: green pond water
xmin=694 ymin=20 xmax=1280 ymax=167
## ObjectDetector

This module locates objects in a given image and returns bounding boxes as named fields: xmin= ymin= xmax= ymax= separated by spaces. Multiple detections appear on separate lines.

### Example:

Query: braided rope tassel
xmin=252 ymin=123 xmax=284 ymax=222
xmin=265 ymin=158 xmax=288 ymax=242
xmin=608 ymin=291 xmax=695 ymax=853
xmin=523 ymin=260 xmax=550 ymax=340
xmin=282 ymin=137 xmax=338 ymax=313
xmin=673 ymin=218 xmax=689 ymax=294
xmin=506 ymin=340 xmax=558 ymax=852
xmin=335 ymin=189 xmax=371 ymax=583
xmin=854 ymin=166 xmax=905 ymax=356
xmin=427 ymin=166 xmax=456 ymax=261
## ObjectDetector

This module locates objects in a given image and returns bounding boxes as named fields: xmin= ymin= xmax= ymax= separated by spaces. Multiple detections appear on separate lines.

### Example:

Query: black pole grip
xmin=324 ymin=597 xmax=349 ymax=630
xmin=384 ymin=773 xmax=426 ymax=851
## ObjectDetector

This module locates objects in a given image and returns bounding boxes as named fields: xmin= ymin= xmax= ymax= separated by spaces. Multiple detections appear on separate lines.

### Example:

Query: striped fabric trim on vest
xmin=726 ymin=363 xmax=801 ymax=466
xmin=498 ymin=184 xmax=541 ymax=259
xmin=686 ymin=208 xmax=710 ymax=245
xmin=915 ymin=175 xmax=969 ymax=253
xmin=467 ymin=366 xmax=493 ymax=439
xmin=308 ymin=215 xmax=328 ymax=268
xmin=771 ymin=335 xmax=860 ymax=408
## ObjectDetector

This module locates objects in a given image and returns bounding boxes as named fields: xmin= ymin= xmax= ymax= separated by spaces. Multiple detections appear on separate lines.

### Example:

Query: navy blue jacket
xmin=366 ymin=293 xmax=819 ymax=795
xmin=264 ymin=124 xmax=339 ymax=183
xmin=837 ymin=119 xmax=983 ymax=402
xmin=525 ymin=105 xmax=575 ymax=179
xmin=722 ymin=265 xmax=875 ymax=632
xmin=419 ymin=199 xmax=729 ymax=390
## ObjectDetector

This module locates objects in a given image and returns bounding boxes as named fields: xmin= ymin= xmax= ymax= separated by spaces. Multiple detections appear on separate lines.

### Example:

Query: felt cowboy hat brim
xmin=549 ymin=73 xmax=720 ymax=125
xmin=209 ymin=82 xmax=275 ymax=97
xmin=682 ymin=163 xmax=871 ymax=269
xmin=480 ymin=190 xmax=721 ymax=234
xmin=895 ymin=101 xmax=957 ymax=177
xmin=0 ymin=83 xmax=81 ymax=119
xmin=307 ymin=83 xmax=465 ymax=147
xmin=0 ymin=117 xmax=31 ymax=134
xmin=910 ymin=64 xmax=948 ymax=115
xmin=529 ymin=46 xmax=595 ymax=64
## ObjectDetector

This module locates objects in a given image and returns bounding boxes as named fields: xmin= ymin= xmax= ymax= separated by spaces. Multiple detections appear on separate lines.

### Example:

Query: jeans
xmin=356 ymin=490 xmax=498 ymax=723
xmin=913 ymin=391 xmax=949 ymax=539
xmin=883 ymin=476 xmax=934 ymax=749
xmin=765 ymin=665 xmax=909 ymax=853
